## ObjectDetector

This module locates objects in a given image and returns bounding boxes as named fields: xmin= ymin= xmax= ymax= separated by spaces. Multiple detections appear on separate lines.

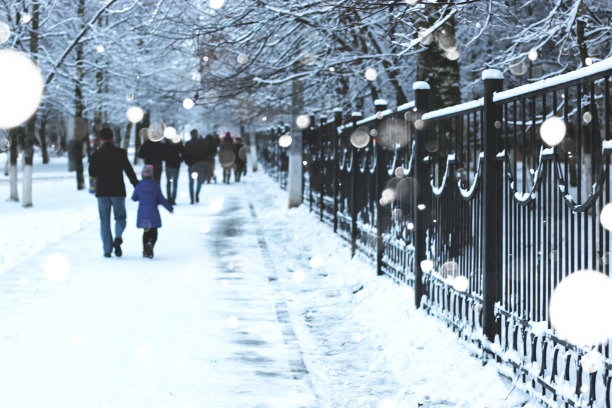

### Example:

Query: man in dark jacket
xmin=183 ymin=129 xmax=207 ymax=204
xmin=89 ymin=127 xmax=139 ymax=257
xmin=163 ymin=139 xmax=182 ymax=205
xmin=202 ymin=134 xmax=219 ymax=184
xmin=233 ymin=137 xmax=247 ymax=182
xmin=137 ymin=137 xmax=165 ymax=183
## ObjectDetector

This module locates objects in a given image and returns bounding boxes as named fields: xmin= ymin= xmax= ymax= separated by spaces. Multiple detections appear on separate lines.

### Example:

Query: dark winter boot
xmin=113 ymin=238 xmax=123 ymax=257
xmin=143 ymin=241 xmax=154 ymax=258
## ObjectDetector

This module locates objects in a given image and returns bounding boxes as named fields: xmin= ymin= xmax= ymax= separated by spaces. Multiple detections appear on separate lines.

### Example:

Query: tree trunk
xmin=9 ymin=128 xmax=19 ymax=202
xmin=134 ymin=111 xmax=149 ymax=164
xmin=22 ymin=1 xmax=40 ymax=207
xmin=288 ymin=78 xmax=304 ymax=208
xmin=123 ymin=122 xmax=132 ymax=150
xmin=40 ymin=114 xmax=49 ymax=164
xmin=22 ymin=116 xmax=36 ymax=207
xmin=74 ymin=0 xmax=86 ymax=190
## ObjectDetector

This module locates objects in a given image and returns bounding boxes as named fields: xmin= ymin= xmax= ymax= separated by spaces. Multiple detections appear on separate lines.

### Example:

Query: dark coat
xmin=131 ymin=178 xmax=173 ymax=228
xmin=163 ymin=141 xmax=183 ymax=168
xmin=183 ymin=137 xmax=207 ymax=165
xmin=138 ymin=140 xmax=166 ymax=165
xmin=88 ymin=142 xmax=139 ymax=197
xmin=233 ymin=140 xmax=246 ymax=167
xmin=220 ymin=134 xmax=234 ymax=150
xmin=202 ymin=135 xmax=219 ymax=163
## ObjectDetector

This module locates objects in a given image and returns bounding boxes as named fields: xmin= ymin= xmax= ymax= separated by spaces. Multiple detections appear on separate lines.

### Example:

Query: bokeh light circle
xmin=0 ymin=50 xmax=44 ymax=129
xmin=452 ymin=275 xmax=469 ymax=292
xmin=296 ymin=114 xmax=311 ymax=129
xmin=549 ymin=270 xmax=612 ymax=347
xmin=147 ymin=121 xmax=165 ymax=142
xmin=44 ymin=253 xmax=70 ymax=282
xmin=600 ymin=203 xmax=612 ymax=231
xmin=350 ymin=126 xmax=370 ymax=148
xmin=182 ymin=98 xmax=194 ymax=110
xmin=163 ymin=126 xmax=177 ymax=140
xmin=236 ymin=53 xmax=248 ymax=65
xmin=420 ymin=259 xmax=434 ymax=273
xmin=540 ymin=116 xmax=566 ymax=147
xmin=126 ymin=106 xmax=144 ymax=123
xmin=365 ymin=68 xmax=377 ymax=81
xmin=581 ymin=350 xmax=603 ymax=374
xmin=278 ymin=134 xmax=292 ymax=148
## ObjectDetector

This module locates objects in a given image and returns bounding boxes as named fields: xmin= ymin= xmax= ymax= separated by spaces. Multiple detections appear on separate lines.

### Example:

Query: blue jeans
xmin=97 ymin=196 xmax=127 ymax=255
xmin=166 ymin=167 xmax=179 ymax=203
xmin=188 ymin=163 xmax=204 ymax=203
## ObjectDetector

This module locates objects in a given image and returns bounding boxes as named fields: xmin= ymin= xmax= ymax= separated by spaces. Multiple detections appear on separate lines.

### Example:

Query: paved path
xmin=0 ymin=181 xmax=317 ymax=408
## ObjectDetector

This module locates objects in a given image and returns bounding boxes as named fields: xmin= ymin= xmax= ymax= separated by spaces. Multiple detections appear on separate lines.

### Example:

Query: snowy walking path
xmin=0 ymin=157 xmax=536 ymax=408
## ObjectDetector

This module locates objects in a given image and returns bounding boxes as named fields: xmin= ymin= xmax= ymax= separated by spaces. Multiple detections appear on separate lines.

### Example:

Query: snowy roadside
xmin=0 ymin=156 xmax=94 ymax=275
xmin=247 ymin=171 xmax=537 ymax=408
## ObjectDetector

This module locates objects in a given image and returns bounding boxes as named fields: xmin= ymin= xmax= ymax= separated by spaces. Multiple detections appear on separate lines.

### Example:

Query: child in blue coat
xmin=132 ymin=165 xmax=173 ymax=258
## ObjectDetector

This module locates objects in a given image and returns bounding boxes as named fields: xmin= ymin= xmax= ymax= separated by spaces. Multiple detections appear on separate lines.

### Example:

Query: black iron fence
xmin=256 ymin=58 xmax=612 ymax=407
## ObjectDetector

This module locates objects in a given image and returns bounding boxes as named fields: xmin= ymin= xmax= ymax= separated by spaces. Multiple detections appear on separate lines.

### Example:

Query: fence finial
xmin=482 ymin=69 xmax=504 ymax=81
xmin=413 ymin=81 xmax=430 ymax=90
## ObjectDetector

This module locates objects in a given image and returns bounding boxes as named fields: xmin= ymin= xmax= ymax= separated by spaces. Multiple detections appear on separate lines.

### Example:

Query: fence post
xmin=482 ymin=69 xmax=504 ymax=342
xmin=375 ymin=99 xmax=388 ymax=276
xmin=350 ymin=111 xmax=363 ymax=257
xmin=319 ymin=116 xmax=327 ymax=222
xmin=333 ymin=109 xmax=342 ymax=233
xmin=306 ymin=115 xmax=315 ymax=212
xmin=413 ymin=82 xmax=430 ymax=309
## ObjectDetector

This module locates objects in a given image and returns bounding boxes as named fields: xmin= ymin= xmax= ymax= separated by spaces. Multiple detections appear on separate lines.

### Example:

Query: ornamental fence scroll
xmin=256 ymin=57 xmax=612 ymax=407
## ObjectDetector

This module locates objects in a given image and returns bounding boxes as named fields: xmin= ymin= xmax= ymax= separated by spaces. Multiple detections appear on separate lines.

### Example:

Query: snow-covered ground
xmin=0 ymin=153 xmax=538 ymax=407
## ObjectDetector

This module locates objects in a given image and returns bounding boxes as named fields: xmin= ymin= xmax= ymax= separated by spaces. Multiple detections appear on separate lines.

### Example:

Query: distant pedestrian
xmin=132 ymin=164 xmax=173 ymax=259
xmin=137 ymin=137 xmax=165 ymax=183
xmin=233 ymin=137 xmax=247 ymax=182
xmin=219 ymin=132 xmax=235 ymax=184
xmin=202 ymin=134 xmax=219 ymax=184
xmin=88 ymin=127 xmax=139 ymax=258
xmin=163 ymin=139 xmax=183 ymax=205
xmin=183 ymin=129 xmax=207 ymax=203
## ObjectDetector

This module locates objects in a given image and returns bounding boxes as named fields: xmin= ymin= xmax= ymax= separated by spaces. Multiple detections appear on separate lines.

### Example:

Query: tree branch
xmin=44 ymin=0 xmax=119 ymax=87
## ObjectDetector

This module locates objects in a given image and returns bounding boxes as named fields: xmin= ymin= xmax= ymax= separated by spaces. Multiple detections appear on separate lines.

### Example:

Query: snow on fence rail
xmin=256 ymin=57 xmax=612 ymax=408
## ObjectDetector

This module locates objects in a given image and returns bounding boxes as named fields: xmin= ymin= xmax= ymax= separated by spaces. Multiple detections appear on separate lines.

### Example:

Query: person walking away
xmin=137 ymin=136 xmax=165 ymax=183
xmin=163 ymin=138 xmax=182 ymax=205
xmin=202 ymin=134 xmax=219 ymax=184
xmin=233 ymin=137 xmax=247 ymax=182
xmin=88 ymin=127 xmax=139 ymax=258
xmin=183 ymin=129 xmax=207 ymax=204
xmin=219 ymin=132 xmax=235 ymax=184
xmin=132 ymin=165 xmax=173 ymax=258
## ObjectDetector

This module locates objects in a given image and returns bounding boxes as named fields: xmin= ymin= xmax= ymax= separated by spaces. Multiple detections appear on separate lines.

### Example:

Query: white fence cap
xmin=482 ymin=69 xmax=504 ymax=80
xmin=413 ymin=81 xmax=430 ymax=90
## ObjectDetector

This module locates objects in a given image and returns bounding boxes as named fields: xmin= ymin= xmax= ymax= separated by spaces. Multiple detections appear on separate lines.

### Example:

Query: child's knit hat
xmin=142 ymin=165 xmax=154 ymax=178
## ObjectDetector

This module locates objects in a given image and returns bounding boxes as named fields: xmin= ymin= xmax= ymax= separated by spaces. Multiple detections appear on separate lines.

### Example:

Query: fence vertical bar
xmin=482 ymin=69 xmax=504 ymax=341
xmin=413 ymin=82 xmax=430 ymax=308
xmin=333 ymin=109 xmax=342 ymax=233
xmin=375 ymin=100 xmax=388 ymax=276
xmin=350 ymin=112 xmax=363 ymax=257
xmin=318 ymin=116 xmax=325 ymax=222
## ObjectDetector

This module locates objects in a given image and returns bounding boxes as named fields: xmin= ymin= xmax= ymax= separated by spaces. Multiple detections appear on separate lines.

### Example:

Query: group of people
xmin=88 ymin=127 xmax=247 ymax=259
xmin=138 ymin=129 xmax=247 ymax=204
